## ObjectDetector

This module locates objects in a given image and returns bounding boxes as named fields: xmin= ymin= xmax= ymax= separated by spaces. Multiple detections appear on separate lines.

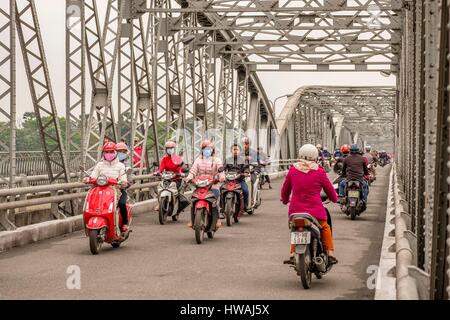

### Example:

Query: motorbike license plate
xmin=348 ymin=190 xmax=360 ymax=198
xmin=291 ymin=231 xmax=311 ymax=245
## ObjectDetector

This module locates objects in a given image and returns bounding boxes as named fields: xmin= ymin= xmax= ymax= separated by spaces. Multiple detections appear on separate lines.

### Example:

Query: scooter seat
xmin=290 ymin=213 xmax=322 ymax=229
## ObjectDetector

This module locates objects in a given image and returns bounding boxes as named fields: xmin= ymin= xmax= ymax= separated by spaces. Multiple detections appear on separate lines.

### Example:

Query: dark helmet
xmin=350 ymin=144 xmax=359 ymax=153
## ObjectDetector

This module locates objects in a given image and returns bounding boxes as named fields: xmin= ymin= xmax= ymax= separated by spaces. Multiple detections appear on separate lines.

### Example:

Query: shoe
xmin=187 ymin=221 xmax=193 ymax=228
xmin=216 ymin=220 xmax=222 ymax=229
xmin=269 ymin=185 xmax=273 ymax=189
xmin=328 ymin=256 xmax=338 ymax=265
xmin=121 ymin=225 xmax=129 ymax=232
xmin=283 ymin=256 xmax=295 ymax=265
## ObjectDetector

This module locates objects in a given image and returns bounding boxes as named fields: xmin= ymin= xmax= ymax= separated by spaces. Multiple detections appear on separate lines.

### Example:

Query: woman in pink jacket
xmin=185 ymin=139 xmax=226 ymax=229
xmin=281 ymin=144 xmax=339 ymax=265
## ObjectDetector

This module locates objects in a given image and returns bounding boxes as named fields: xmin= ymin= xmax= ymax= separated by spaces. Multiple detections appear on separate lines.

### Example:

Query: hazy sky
xmin=6 ymin=0 xmax=396 ymax=123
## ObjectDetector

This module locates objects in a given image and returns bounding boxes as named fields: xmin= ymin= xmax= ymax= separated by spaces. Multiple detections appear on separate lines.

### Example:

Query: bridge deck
xmin=0 ymin=167 xmax=390 ymax=300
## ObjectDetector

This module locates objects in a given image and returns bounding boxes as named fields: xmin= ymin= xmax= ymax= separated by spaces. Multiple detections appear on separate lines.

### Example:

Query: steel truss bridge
xmin=0 ymin=0 xmax=449 ymax=299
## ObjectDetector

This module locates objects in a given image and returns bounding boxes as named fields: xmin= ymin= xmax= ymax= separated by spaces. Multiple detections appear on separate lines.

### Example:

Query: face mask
xmin=104 ymin=152 xmax=117 ymax=162
xmin=118 ymin=152 xmax=128 ymax=162
xmin=202 ymin=148 xmax=212 ymax=158
xmin=166 ymin=148 xmax=175 ymax=156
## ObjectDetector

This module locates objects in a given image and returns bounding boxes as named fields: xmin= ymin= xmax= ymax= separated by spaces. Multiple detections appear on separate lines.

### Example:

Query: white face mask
xmin=166 ymin=148 xmax=175 ymax=155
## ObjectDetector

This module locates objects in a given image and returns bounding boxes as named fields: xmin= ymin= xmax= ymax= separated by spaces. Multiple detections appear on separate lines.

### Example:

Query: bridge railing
xmin=0 ymin=159 xmax=298 ymax=231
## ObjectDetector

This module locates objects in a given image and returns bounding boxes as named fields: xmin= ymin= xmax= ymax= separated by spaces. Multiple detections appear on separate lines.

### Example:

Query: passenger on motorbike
xmin=224 ymin=143 xmax=251 ymax=214
xmin=185 ymin=139 xmax=225 ymax=229
xmin=338 ymin=144 xmax=369 ymax=204
xmin=83 ymin=142 xmax=129 ymax=231
xmin=280 ymin=144 xmax=338 ymax=265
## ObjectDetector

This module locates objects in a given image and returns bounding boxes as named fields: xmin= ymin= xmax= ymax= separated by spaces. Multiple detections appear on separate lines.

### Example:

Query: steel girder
xmin=0 ymin=0 xmax=16 ymax=189
xmin=397 ymin=0 xmax=450 ymax=299
xmin=15 ymin=0 xmax=71 ymax=183
xmin=66 ymin=0 xmax=87 ymax=169
xmin=140 ymin=0 xmax=402 ymax=72
xmin=84 ymin=0 xmax=121 ymax=164
xmin=0 ymin=0 xmax=16 ymax=230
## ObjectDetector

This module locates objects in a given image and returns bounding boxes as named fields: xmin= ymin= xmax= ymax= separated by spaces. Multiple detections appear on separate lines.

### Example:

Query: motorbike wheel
xmin=194 ymin=208 xmax=205 ymax=244
xmin=89 ymin=229 xmax=102 ymax=255
xmin=111 ymin=242 xmax=120 ymax=249
xmin=234 ymin=203 xmax=240 ymax=223
xmin=296 ymin=247 xmax=312 ymax=289
xmin=158 ymin=198 xmax=171 ymax=225
xmin=225 ymin=198 xmax=233 ymax=227
xmin=350 ymin=207 xmax=357 ymax=220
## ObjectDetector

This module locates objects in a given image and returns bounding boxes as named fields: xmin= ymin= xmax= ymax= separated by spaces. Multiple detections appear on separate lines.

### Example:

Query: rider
xmin=224 ymin=143 xmax=251 ymax=214
xmin=257 ymin=146 xmax=272 ymax=189
xmin=186 ymin=139 xmax=225 ymax=229
xmin=338 ymin=144 xmax=369 ymax=204
xmin=158 ymin=141 xmax=184 ymax=189
xmin=84 ymin=142 xmax=129 ymax=231
xmin=280 ymin=144 xmax=338 ymax=265
xmin=241 ymin=137 xmax=258 ymax=165
xmin=322 ymin=147 xmax=331 ymax=159
xmin=316 ymin=144 xmax=323 ymax=158
xmin=379 ymin=150 xmax=390 ymax=163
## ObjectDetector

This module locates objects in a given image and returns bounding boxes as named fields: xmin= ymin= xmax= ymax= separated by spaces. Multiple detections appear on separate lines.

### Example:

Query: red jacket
xmin=281 ymin=164 xmax=338 ymax=221
xmin=159 ymin=155 xmax=182 ymax=174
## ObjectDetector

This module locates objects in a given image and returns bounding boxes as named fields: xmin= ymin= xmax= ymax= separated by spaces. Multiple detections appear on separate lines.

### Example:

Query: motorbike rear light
xmin=293 ymin=219 xmax=311 ymax=227
xmin=296 ymin=226 xmax=304 ymax=232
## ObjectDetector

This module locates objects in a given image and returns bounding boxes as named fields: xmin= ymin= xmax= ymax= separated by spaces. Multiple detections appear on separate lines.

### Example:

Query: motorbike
xmin=155 ymin=170 xmax=187 ymax=224
xmin=189 ymin=175 xmax=220 ymax=244
xmin=319 ymin=155 xmax=331 ymax=172
xmin=367 ymin=162 xmax=377 ymax=185
xmin=379 ymin=157 xmax=388 ymax=167
xmin=220 ymin=169 xmax=245 ymax=226
xmin=287 ymin=193 xmax=334 ymax=289
xmin=245 ymin=164 xmax=262 ymax=214
xmin=341 ymin=180 xmax=367 ymax=220
xmin=82 ymin=168 xmax=133 ymax=255
xmin=258 ymin=161 xmax=270 ymax=189
xmin=333 ymin=157 xmax=344 ymax=175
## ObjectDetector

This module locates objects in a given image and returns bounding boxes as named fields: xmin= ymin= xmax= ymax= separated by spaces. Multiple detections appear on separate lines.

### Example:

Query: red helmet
xmin=341 ymin=144 xmax=350 ymax=154
xmin=103 ymin=142 xmax=116 ymax=152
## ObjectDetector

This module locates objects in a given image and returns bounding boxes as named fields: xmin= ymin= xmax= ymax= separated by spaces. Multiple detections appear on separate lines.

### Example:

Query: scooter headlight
xmin=226 ymin=173 xmax=238 ymax=180
xmin=196 ymin=179 xmax=209 ymax=188
xmin=97 ymin=175 xmax=108 ymax=186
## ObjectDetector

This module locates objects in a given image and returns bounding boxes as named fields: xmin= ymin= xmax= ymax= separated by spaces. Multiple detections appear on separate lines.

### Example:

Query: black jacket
xmin=342 ymin=153 xmax=369 ymax=181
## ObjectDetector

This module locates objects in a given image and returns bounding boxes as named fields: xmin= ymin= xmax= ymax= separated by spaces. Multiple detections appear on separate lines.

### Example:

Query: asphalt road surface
xmin=0 ymin=166 xmax=390 ymax=300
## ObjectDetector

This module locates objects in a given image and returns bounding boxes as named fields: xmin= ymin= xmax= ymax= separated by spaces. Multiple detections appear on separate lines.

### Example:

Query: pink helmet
xmin=164 ymin=140 xmax=176 ymax=149
xmin=200 ymin=139 xmax=214 ymax=149
xmin=115 ymin=142 xmax=128 ymax=152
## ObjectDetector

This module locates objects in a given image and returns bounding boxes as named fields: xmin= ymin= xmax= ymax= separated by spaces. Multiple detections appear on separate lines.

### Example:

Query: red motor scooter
xmin=82 ymin=170 xmax=133 ymax=255
xmin=220 ymin=169 xmax=244 ymax=226
xmin=189 ymin=174 xmax=220 ymax=244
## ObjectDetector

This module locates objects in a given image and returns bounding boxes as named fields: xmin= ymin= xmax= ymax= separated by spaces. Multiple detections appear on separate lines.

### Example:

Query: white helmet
xmin=299 ymin=144 xmax=319 ymax=161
